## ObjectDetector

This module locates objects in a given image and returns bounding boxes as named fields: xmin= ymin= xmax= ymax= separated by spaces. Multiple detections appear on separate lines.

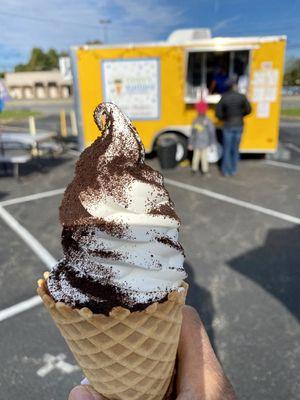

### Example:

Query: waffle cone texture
xmin=37 ymin=272 xmax=188 ymax=400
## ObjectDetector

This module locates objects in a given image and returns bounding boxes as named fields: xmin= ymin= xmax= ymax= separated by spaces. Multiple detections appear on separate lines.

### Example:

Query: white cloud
xmin=0 ymin=0 xmax=186 ymax=69
xmin=213 ymin=15 xmax=241 ymax=33
xmin=111 ymin=0 xmax=184 ymax=29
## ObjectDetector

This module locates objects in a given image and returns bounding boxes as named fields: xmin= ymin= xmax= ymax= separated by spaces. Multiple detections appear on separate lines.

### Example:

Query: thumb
xmin=68 ymin=385 xmax=104 ymax=400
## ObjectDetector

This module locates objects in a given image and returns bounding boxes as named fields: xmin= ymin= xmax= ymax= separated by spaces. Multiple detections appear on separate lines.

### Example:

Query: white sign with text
xmin=102 ymin=59 xmax=160 ymax=120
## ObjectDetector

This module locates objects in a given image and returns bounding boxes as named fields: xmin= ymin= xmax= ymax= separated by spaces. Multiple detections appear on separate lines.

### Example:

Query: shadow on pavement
xmin=0 ymin=155 xmax=72 ymax=178
xmin=184 ymin=260 xmax=217 ymax=352
xmin=0 ymin=191 xmax=8 ymax=200
xmin=227 ymin=225 xmax=300 ymax=322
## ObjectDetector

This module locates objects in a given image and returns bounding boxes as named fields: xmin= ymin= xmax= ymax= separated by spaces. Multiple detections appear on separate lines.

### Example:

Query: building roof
xmin=5 ymin=70 xmax=72 ymax=86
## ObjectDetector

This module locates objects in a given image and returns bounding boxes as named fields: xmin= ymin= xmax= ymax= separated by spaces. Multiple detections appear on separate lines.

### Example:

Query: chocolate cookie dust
xmin=61 ymin=227 xmax=122 ymax=261
xmin=59 ymin=103 xmax=179 ymax=227
xmin=47 ymin=260 xmax=168 ymax=315
xmin=156 ymin=236 xmax=185 ymax=255
xmin=150 ymin=203 xmax=180 ymax=223
xmin=47 ymin=103 xmax=185 ymax=316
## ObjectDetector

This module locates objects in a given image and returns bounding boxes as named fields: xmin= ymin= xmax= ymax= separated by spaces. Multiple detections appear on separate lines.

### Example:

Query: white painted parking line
xmin=265 ymin=160 xmax=300 ymax=171
xmin=37 ymin=354 xmax=80 ymax=377
xmin=285 ymin=143 xmax=300 ymax=153
xmin=0 ymin=295 xmax=42 ymax=322
xmin=0 ymin=206 xmax=57 ymax=323
xmin=1 ymin=173 xmax=299 ymax=324
xmin=0 ymin=206 xmax=56 ymax=268
xmin=165 ymin=178 xmax=300 ymax=225
xmin=0 ymin=188 xmax=65 ymax=207
xmin=280 ymin=121 xmax=300 ymax=127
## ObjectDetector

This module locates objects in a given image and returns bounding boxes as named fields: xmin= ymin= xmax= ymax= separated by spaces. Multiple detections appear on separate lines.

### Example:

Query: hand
xmin=69 ymin=306 xmax=236 ymax=400
xmin=172 ymin=306 xmax=236 ymax=399
xmin=69 ymin=383 xmax=104 ymax=400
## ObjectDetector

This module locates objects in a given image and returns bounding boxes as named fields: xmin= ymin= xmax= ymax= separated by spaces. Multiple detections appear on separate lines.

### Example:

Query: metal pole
xmin=70 ymin=110 xmax=78 ymax=136
xmin=99 ymin=19 xmax=111 ymax=43
xmin=104 ymin=25 xmax=107 ymax=44
xmin=29 ymin=115 xmax=38 ymax=156
xmin=60 ymin=109 xmax=68 ymax=137
xmin=29 ymin=116 xmax=36 ymax=136
xmin=229 ymin=51 xmax=235 ymax=77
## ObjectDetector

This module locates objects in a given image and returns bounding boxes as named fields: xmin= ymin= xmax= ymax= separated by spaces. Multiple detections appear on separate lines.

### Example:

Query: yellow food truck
xmin=71 ymin=29 xmax=286 ymax=161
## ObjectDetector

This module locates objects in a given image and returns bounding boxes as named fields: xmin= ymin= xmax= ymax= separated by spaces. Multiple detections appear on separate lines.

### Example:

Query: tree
xmin=15 ymin=63 xmax=29 ymax=72
xmin=46 ymin=48 xmax=59 ymax=69
xmin=28 ymin=47 xmax=47 ymax=70
xmin=14 ymin=48 xmax=69 ymax=72
xmin=284 ymin=58 xmax=300 ymax=86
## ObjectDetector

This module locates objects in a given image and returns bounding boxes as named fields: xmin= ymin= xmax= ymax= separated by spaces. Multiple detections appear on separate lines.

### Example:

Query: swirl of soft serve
xmin=47 ymin=102 xmax=186 ymax=313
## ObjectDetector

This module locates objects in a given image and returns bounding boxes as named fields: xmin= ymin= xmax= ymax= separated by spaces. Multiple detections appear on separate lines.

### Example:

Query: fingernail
xmin=69 ymin=385 xmax=100 ymax=400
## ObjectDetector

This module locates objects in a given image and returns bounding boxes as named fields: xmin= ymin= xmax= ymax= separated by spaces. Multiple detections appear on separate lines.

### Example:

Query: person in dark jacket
xmin=216 ymin=78 xmax=251 ymax=176
xmin=189 ymin=100 xmax=216 ymax=175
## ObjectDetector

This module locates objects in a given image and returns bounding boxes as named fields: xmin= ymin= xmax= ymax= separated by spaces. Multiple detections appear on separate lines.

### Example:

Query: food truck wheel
xmin=157 ymin=133 xmax=188 ymax=163
xmin=175 ymin=137 xmax=188 ymax=162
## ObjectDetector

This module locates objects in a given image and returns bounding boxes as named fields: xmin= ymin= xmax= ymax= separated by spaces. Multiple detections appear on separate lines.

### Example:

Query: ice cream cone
xmin=37 ymin=272 xmax=188 ymax=400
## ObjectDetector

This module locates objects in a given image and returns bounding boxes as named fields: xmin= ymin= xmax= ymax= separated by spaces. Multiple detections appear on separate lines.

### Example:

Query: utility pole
xmin=99 ymin=19 xmax=111 ymax=43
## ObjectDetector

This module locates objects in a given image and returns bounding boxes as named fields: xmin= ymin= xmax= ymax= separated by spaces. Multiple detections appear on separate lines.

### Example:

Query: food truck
xmin=71 ymin=29 xmax=286 ymax=161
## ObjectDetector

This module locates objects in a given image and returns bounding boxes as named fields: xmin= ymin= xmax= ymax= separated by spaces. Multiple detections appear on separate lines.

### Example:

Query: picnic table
xmin=0 ymin=131 xmax=58 ymax=178
xmin=0 ymin=131 xmax=56 ymax=147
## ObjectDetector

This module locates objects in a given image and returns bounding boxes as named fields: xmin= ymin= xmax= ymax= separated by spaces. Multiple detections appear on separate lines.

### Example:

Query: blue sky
xmin=0 ymin=0 xmax=299 ymax=71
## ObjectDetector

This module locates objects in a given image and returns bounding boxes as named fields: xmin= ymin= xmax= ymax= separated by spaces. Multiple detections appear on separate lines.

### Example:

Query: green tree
xmin=15 ymin=63 xmax=29 ymax=72
xmin=14 ymin=48 xmax=68 ymax=72
xmin=284 ymin=58 xmax=300 ymax=86
xmin=28 ymin=47 xmax=47 ymax=70
xmin=46 ymin=48 xmax=59 ymax=69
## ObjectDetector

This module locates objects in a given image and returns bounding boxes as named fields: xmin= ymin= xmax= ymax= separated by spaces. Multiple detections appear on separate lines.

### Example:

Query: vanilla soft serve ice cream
xmin=47 ymin=102 xmax=186 ymax=314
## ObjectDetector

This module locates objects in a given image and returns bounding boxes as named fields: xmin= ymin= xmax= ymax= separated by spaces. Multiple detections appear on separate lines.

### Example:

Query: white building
xmin=5 ymin=69 xmax=73 ymax=100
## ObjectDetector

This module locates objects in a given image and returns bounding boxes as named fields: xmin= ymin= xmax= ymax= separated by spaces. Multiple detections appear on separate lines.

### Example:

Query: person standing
xmin=209 ymin=65 xmax=229 ymax=94
xmin=189 ymin=101 xmax=216 ymax=175
xmin=216 ymin=78 xmax=251 ymax=176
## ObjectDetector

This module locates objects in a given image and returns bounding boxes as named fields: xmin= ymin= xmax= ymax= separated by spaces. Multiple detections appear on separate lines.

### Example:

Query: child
xmin=188 ymin=101 xmax=216 ymax=175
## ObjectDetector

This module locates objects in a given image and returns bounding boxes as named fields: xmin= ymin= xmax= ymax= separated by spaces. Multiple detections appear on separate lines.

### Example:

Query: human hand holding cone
xmin=37 ymin=103 xmax=187 ymax=399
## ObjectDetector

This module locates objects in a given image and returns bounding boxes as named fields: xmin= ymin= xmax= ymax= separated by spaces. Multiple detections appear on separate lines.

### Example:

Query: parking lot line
xmin=165 ymin=178 xmax=300 ymax=225
xmin=0 ymin=188 xmax=65 ymax=207
xmin=0 ymin=206 xmax=56 ymax=323
xmin=265 ymin=160 xmax=300 ymax=171
xmin=0 ymin=295 xmax=42 ymax=322
xmin=0 ymin=206 xmax=56 ymax=268
xmin=1 ymin=173 xmax=299 ymax=324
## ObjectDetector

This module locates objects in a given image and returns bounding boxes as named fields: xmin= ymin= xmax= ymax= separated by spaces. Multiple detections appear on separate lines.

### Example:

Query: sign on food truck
xmin=102 ymin=58 xmax=160 ymax=120
xmin=71 ymin=29 xmax=286 ymax=160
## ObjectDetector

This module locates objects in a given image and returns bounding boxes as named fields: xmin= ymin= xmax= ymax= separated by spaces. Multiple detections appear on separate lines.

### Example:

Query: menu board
xmin=250 ymin=62 xmax=279 ymax=119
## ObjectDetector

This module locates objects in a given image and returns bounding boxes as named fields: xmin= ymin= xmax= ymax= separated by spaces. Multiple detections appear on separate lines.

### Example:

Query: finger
xmin=68 ymin=385 xmax=104 ymax=400
xmin=176 ymin=305 xmax=236 ymax=399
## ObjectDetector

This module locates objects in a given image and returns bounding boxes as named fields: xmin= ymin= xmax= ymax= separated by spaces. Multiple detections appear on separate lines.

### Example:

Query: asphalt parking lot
xmin=0 ymin=120 xmax=299 ymax=400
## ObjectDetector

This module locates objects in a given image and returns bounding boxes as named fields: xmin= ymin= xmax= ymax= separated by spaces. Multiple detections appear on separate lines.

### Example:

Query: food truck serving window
xmin=185 ymin=50 xmax=250 ymax=103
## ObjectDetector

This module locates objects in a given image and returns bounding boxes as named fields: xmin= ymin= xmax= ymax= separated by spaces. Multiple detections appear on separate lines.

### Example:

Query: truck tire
xmin=157 ymin=133 xmax=188 ymax=163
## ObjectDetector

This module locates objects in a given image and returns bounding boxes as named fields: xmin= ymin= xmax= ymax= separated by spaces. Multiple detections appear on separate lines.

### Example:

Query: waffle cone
xmin=37 ymin=273 xmax=188 ymax=400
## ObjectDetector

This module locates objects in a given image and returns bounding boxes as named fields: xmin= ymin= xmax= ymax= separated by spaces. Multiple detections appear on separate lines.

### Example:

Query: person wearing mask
xmin=216 ymin=77 xmax=251 ymax=176
xmin=188 ymin=100 xmax=216 ymax=175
